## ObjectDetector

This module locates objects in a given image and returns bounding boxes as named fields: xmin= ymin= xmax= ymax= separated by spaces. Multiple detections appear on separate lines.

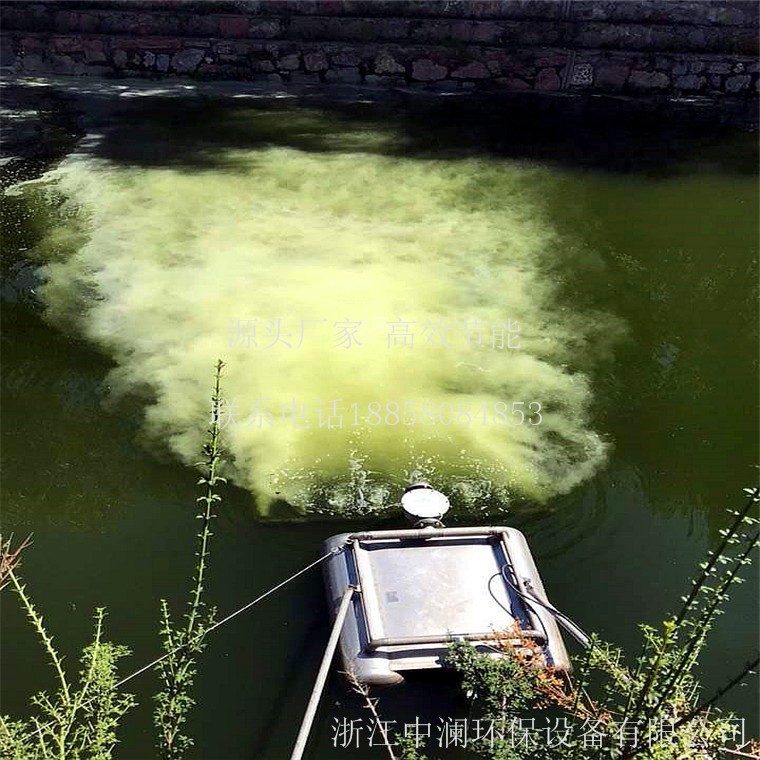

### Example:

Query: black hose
xmin=499 ymin=563 xmax=591 ymax=648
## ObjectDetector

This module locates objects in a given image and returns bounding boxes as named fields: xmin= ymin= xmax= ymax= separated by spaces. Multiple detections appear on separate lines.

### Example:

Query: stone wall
xmin=1 ymin=1 xmax=757 ymax=110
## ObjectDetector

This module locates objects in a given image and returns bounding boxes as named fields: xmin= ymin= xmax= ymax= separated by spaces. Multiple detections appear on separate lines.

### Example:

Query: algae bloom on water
xmin=14 ymin=104 xmax=622 ymax=514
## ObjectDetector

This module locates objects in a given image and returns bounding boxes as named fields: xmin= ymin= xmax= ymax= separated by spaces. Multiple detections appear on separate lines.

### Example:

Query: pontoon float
xmin=321 ymin=482 xmax=574 ymax=686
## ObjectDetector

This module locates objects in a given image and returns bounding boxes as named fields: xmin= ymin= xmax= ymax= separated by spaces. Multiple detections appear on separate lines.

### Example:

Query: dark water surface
xmin=1 ymin=89 xmax=758 ymax=759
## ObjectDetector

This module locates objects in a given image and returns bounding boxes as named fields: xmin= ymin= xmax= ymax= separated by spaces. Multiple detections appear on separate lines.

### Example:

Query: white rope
xmin=114 ymin=543 xmax=347 ymax=688
xmin=28 ymin=543 xmax=347 ymax=739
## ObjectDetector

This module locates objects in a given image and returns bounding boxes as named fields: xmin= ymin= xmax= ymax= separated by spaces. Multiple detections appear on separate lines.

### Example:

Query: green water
xmin=1 ymin=92 xmax=758 ymax=759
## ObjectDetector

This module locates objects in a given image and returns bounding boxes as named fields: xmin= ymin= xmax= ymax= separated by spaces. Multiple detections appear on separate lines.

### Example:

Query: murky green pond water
xmin=1 ymin=91 xmax=758 ymax=758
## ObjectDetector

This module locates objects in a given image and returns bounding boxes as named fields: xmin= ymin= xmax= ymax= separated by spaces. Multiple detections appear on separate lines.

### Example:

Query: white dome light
xmin=401 ymin=483 xmax=450 ymax=524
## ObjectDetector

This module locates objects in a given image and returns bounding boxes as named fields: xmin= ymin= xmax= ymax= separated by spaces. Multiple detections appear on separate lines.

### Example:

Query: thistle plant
xmin=445 ymin=638 xmax=544 ymax=760
xmin=345 ymin=668 xmax=399 ymax=760
xmin=395 ymin=732 xmax=431 ymax=760
xmin=153 ymin=359 xmax=226 ymax=759
xmin=0 ymin=534 xmax=135 ymax=760
xmin=0 ymin=362 xmax=229 ymax=760
xmin=445 ymin=487 xmax=759 ymax=760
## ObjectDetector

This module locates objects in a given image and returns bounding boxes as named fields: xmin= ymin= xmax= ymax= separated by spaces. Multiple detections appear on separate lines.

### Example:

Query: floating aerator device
xmin=321 ymin=483 xmax=573 ymax=685
xmin=400 ymin=482 xmax=450 ymax=527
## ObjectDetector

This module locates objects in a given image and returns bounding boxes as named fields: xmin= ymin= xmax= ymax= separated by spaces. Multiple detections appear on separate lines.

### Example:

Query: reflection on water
xmin=10 ymin=105 xmax=625 ymax=513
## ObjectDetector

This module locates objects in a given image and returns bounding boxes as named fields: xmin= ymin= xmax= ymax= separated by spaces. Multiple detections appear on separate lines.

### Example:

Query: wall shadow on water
xmin=68 ymin=89 xmax=759 ymax=177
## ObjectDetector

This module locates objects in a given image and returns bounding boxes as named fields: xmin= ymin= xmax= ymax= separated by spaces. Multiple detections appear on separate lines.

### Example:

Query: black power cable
xmin=499 ymin=563 xmax=591 ymax=648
